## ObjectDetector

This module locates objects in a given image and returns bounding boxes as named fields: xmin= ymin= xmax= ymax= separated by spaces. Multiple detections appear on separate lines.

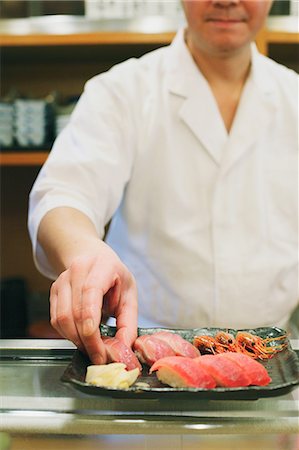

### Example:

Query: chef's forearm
xmin=37 ymin=206 xmax=104 ymax=274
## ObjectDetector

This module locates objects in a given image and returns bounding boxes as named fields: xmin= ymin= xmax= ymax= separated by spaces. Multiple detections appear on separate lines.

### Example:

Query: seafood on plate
xmin=103 ymin=336 xmax=142 ymax=372
xmin=150 ymin=353 xmax=272 ymax=389
xmin=195 ymin=354 xmax=251 ymax=388
xmin=214 ymin=331 xmax=238 ymax=352
xmin=193 ymin=334 xmax=227 ymax=355
xmin=193 ymin=331 xmax=288 ymax=360
xmin=218 ymin=352 xmax=272 ymax=386
xmin=150 ymin=356 xmax=216 ymax=389
xmin=235 ymin=331 xmax=288 ymax=360
xmin=133 ymin=334 xmax=176 ymax=366
xmin=133 ymin=331 xmax=200 ymax=366
xmin=150 ymin=331 xmax=200 ymax=358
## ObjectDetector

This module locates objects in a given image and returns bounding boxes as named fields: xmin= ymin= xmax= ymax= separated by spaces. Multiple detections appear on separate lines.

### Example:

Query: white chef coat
xmin=28 ymin=29 xmax=298 ymax=330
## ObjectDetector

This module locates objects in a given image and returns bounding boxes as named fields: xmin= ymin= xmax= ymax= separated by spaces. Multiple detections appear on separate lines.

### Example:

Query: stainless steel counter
xmin=0 ymin=339 xmax=298 ymax=436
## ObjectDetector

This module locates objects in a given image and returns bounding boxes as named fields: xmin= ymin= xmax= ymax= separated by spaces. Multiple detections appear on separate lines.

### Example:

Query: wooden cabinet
xmin=0 ymin=20 xmax=298 ymax=297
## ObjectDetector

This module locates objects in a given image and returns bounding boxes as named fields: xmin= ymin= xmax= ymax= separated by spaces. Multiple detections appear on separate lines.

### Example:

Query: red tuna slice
xmin=218 ymin=352 xmax=271 ymax=386
xmin=133 ymin=335 xmax=176 ymax=366
xmin=103 ymin=336 xmax=142 ymax=372
xmin=150 ymin=356 xmax=216 ymax=389
xmin=194 ymin=355 xmax=251 ymax=388
xmin=153 ymin=331 xmax=200 ymax=358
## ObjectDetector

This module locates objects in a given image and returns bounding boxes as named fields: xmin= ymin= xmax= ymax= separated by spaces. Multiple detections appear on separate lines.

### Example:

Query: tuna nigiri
xmin=150 ymin=356 xmax=216 ymax=389
xmin=153 ymin=331 xmax=200 ymax=358
xmin=133 ymin=335 xmax=176 ymax=366
xmin=218 ymin=352 xmax=271 ymax=386
xmin=103 ymin=336 xmax=142 ymax=372
xmin=194 ymin=354 xmax=251 ymax=387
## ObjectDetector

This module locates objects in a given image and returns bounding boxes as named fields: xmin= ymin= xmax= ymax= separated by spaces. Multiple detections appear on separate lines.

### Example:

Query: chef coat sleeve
xmin=28 ymin=70 xmax=137 ymax=279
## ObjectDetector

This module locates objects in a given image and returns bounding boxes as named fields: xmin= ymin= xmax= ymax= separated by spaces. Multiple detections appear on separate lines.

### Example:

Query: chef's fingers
xmin=102 ymin=271 xmax=138 ymax=347
xmin=114 ymin=274 xmax=138 ymax=347
xmin=49 ymin=281 xmax=66 ymax=339
xmin=71 ymin=260 xmax=107 ymax=364
xmin=52 ymin=271 xmax=85 ymax=351
xmin=78 ymin=286 xmax=106 ymax=364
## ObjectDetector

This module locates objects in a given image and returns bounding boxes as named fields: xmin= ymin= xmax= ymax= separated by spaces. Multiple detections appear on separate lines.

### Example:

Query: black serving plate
xmin=61 ymin=326 xmax=299 ymax=400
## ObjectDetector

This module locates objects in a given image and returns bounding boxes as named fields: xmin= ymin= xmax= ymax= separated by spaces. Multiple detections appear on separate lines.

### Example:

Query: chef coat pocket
xmin=265 ymin=156 xmax=298 ymax=244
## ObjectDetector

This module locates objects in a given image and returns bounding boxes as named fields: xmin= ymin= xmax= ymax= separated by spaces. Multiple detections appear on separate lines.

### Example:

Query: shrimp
xmin=193 ymin=330 xmax=288 ymax=360
xmin=235 ymin=331 xmax=288 ymax=360
xmin=193 ymin=335 xmax=227 ymax=355
xmin=214 ymin=331 xmax=238 ymax=352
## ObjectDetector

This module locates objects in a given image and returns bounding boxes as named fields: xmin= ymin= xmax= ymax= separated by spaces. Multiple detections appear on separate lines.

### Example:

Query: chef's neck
xmin=185 ymin=35 xmax=252 ymax=88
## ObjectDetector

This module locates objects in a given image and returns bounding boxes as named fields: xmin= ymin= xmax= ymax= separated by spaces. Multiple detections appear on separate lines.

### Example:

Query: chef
xmin=28 ymin=0 xmax=298 ymax=364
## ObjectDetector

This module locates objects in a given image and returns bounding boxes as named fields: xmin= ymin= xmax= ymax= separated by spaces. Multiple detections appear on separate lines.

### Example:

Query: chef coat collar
xmin=166 ymin=28 xmax=276 ymax=101
xmin=165 ymin=29 xmax=277 ymax=168
xmin=222 ymin=45 xmax=277 ymax=174
xmin=166 ymin=29 xmax=228 ymax=164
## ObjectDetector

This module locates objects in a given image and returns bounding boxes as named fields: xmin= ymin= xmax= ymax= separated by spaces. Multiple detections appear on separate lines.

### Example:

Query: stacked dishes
xmin=14 ymin=99 xmax=53 ymax=148
xmin=0 ymin=96 xmax=75 ymax=150
xmin=0 ymin=102 xmax=14 ymax=149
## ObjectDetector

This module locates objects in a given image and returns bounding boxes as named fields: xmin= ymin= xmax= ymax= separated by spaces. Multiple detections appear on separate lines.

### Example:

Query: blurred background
xmin=0 ymin=0 xmax=298 ymax=339
xmin=0 ymin=0 xmax=296 ymax=19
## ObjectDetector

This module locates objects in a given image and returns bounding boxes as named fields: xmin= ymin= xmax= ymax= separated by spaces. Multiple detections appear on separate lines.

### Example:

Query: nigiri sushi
xmin=218 ymin=352 xmax=271 ymax=386
xmin=133 ymin=335 xmax=176 ymax=366
xmin=103 ymin=336 xmax=142 ymax=372
xmin=153 ymin=331 xmax=200 ymax=358
xmin=150 ymin=356 xmax=216 ymax=389
xmin=194 ymin=354 xmax=251 ymax=387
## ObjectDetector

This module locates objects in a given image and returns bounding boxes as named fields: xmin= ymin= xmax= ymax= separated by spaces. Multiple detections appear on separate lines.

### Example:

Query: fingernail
xmin=83 ymin=318 xmax=94 ymax=336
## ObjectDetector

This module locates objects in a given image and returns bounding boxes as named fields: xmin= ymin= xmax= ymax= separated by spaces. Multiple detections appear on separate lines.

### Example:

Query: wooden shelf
xmin=0 ymin=152 xmax=49 ymax=166
xmin=0 ymin=26 xmax=297 ymax=49
xmin=1 ymin=29 xmax=298 ymax=48
xmin=266 ymin=30 xmax=299 ymax=44
xmin=0 ymin=31 xmax=175 ymax=47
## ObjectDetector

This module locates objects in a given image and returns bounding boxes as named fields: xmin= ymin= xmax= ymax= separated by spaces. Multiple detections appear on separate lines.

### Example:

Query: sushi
xmin=153 ymin=331 xmax=200 ymax=358
xmin=133 ymin=332 xmax=200 ymax=366
xmin=194 ymin=354 xmax=251 ymax=387
xmin=133 ymin=335 xmax=176 ymax=366
xmin=149 ymin=353 xmax=271 ymax=389
xmin=150 ymin=356 xmax=216 ymax=389
xmin=103 ymin=336 xmax=142 ymax=372
xmin=217 ymin=352 xmax=272 ymax=386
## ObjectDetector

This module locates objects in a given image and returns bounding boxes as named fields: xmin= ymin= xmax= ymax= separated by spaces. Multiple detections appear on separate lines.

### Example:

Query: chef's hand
xmin=50 ymin=245 xmax=138 ymax=364
xmin=37 ymin=207 xmax=138 ymax=365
